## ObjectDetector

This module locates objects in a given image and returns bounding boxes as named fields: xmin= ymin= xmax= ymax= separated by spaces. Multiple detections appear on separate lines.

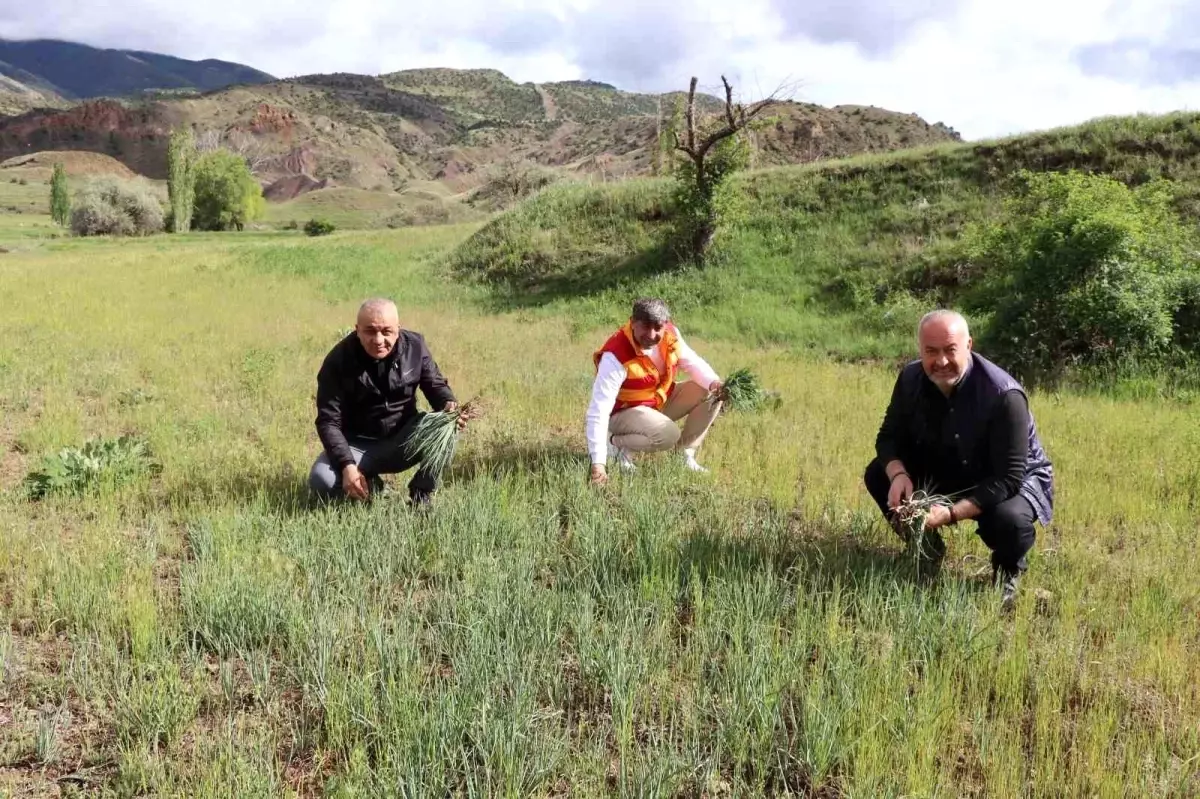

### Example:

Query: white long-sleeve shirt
xmin=585 ymin=329 xmax=719 ymax=465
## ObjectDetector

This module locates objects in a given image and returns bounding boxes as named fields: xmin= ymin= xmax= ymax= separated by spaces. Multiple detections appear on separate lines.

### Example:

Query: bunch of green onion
xmin=401 ymin=399 xmax=483 ymax=480
xmin=706 ymin=367 xmax=780 ymax=412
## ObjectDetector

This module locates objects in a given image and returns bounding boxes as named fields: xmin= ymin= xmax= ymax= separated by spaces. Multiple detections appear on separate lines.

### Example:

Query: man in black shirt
xmin=308 ymin=298 xmax=466 ymax=506
xmin=864 ymin=310 xmax=1054 ymax=607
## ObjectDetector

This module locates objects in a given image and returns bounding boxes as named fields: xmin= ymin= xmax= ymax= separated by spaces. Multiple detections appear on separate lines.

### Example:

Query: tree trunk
xmin=692 ymin=222 xmax=716 ymax=259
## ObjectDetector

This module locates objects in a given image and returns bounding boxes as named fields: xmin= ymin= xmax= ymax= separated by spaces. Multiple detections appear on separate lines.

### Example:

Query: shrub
xmin=385 ymin=201 xmax=453 ymax=229
xmin=70 ymin=178 xmax=165 ymax=237
xmin=1170 ymin=271 xmax=1200 ymax=352
xmin=469 ymin=158 xmax=559 ymax=211
xmin=303 ymin=218 xmax=336 ymax=236
xmin=962 ymin=170 xmax=1192 ymax=382
xmin=24 ymin=435 xmax=159 ymax=499
xmin=192 ymin=150 xmax=265 ymax=231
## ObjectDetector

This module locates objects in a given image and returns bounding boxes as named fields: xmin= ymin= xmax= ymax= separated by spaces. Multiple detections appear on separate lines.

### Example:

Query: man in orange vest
xmin=587 ymin=298 xmax=725 ymax=485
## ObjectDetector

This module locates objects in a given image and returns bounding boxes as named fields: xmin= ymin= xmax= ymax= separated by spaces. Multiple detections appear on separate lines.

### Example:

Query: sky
xmin=1 ymin=0 xmax=1197 ymax=140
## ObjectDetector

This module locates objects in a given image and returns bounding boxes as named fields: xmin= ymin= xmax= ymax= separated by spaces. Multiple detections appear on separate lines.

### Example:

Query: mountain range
xmin=0 ymin=38 xmax=274 ymax=113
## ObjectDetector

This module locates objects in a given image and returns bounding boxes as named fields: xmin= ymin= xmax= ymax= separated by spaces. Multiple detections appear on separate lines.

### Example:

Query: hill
xmin=450 ymin=111 xmax=1200 ymax=366
xmin=0 ymin=67 xmax=961 ymax=211
xmin=1 ymin=149 xmax=137 ymax=180
xmin=0 ymin=68 xmax=67 ymax=116
xmin=0 ymin=38 xmax=274 ymax=101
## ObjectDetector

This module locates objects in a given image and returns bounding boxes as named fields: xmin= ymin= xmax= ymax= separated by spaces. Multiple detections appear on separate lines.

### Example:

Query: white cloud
xmin=1 ymin=0 xmax=1197 ymax=139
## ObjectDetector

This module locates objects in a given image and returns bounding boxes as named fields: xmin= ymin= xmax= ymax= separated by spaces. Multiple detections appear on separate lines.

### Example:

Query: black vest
xmin=896 ymin=353 xmax=1054 ymax=524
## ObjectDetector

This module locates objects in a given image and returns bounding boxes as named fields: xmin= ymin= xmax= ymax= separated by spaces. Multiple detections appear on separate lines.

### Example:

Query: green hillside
xmin=451 ymin=111 xmax=1200 ymax=370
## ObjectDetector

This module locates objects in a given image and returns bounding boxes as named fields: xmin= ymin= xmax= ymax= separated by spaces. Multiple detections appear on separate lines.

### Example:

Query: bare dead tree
xmin=671 ymin=76 xmax=782 ymax=258
xmin=225 ymin=130 xmax=274 ymax=176
xmin=193 ymin=128 xmax=223 ymax=153
xmin=193 ymin=128 xmax=274 ymax=176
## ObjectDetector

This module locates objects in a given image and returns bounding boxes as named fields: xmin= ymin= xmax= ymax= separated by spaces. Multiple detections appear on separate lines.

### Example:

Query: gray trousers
xmin=308 ymin=414 xmax=438 ymax=499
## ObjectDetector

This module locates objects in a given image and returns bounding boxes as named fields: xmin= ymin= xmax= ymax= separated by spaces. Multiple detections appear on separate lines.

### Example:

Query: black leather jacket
xmin=314 ymin=330 xmax=456 ymax=470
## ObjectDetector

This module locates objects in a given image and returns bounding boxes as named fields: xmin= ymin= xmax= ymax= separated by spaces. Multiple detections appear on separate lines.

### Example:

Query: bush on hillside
xmin=469 ymin=158 xmax=560 ymax=211
xmin=304 ymin=218 xmax=336 ymax=236
xmin=963 ymin=170 xmax=1192 ymax=382
xmin=70 ymin=178 xmax=165 ymax=237
xmin=192 ymin=150 xmax=265 ymax=231
xmin=1171 ymin=271 xmax=1200 ymax=352
xmin=385 ymin=201 xmax=456 ymax=229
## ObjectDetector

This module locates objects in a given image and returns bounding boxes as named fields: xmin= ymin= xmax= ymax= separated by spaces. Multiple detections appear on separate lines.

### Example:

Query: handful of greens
xmin=706 ymin=367 xmax=780 ymax=412
xmin=401 ymin=399 xmax=484 ymax=480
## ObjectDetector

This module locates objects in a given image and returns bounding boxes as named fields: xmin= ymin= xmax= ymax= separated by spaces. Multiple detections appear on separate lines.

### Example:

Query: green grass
xmin=0 ymin=220 xmax=1196 ymax=796
xmin=262 ymin=187 xmax=485 ymax=231
xmin=0 ymin=175 xmax=50 ymax=217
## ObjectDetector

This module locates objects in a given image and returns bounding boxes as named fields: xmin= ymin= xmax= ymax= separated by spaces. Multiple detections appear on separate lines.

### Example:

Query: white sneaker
xmin=608 ymin=440 xmax=637 ymax=472
xmin=681 ymin=448 xmax=709 ymax=473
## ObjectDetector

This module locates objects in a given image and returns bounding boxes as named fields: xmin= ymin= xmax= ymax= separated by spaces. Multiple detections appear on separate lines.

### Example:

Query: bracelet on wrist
xmin=889 ymin=470 xmax=909 ymax=483
xmin=948 ymin=506 xmax=958 ymax=524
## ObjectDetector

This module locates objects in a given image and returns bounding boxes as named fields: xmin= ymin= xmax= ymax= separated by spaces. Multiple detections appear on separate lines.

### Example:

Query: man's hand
xmin=887 ymin=472 xmax=914 ymax=511
xmin=444 ymin=401 xmax=468 ymax=431
xmin=589 ymin=463 xmax=608 ymax=486
xmin=707 ymin=379 xmax=724 ymax=401
xmin=924 ymin=504 xmax=952 ymax=529
xmin=341 ymin=464 xmax=370 ymax=501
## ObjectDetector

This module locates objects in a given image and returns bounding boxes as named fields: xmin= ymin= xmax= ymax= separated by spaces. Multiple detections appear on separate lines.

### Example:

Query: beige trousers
xmin=608 ymin=381 xmax=722 ymax=454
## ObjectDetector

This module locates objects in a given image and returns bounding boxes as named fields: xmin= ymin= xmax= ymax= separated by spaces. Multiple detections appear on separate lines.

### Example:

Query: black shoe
xmin=993 ymin=566 xmax=1020 ymax=611
xmin=408 ymin=488 xmax=434 ymax=510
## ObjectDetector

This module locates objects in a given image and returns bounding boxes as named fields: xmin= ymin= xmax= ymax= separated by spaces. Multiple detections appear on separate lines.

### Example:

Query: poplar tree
xmin=49 ymin=163 xmax=70 ymax=226
xmin=167 ymin=128 xmax=197 ymax=232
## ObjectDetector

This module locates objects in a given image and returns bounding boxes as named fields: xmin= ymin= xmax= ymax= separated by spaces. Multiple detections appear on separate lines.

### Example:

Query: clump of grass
xmin=402 ymin=398 xmax=485 ymax=479
xmin=23 ymin=434 xmax=159 ymax=499
xmin=708 ymin=367 xmax=779 ymax=412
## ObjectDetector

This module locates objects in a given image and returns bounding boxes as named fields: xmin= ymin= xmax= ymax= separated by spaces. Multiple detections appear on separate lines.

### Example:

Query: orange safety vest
xmin=593 ymin=322 xmax=681 ymax=413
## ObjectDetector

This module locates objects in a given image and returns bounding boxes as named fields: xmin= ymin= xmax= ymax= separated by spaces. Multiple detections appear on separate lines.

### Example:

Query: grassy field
xmin=261 ymin=187 xmax=484 ymax=232
xmin=0 ymin=220 xmax=1196 ymax=797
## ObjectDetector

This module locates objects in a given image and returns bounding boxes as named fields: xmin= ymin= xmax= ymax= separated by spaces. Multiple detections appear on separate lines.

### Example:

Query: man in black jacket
xmin=308 ymin=298 xmax=465 ymax=505
xmin=863 ymin=310 xmax=1054 ymax=607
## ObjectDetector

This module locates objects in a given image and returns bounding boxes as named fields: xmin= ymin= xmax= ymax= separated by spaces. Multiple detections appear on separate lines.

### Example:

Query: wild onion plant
xmin=894 ymin=486 xmax=971 ymax=566
xmin=707 ymin=367 xmax=780 ymax=412
xmin=401 ymin=398 xmax=484 ymax=479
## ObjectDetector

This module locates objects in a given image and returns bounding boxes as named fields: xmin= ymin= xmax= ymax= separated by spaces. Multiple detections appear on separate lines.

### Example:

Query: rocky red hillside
xmin=0 ymin=70 xmax=962 ymax=196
